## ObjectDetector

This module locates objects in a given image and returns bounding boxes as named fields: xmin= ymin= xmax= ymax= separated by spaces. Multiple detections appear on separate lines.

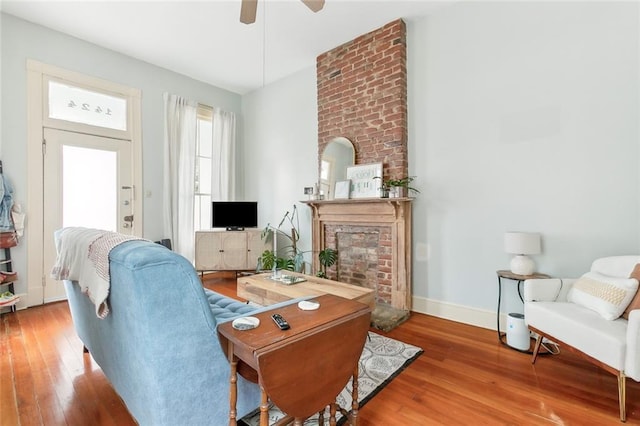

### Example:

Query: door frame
xmin=26 ymin=60 xmax=143 ymax=306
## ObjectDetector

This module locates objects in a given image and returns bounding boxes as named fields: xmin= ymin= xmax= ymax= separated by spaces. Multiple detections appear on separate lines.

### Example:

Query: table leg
xmin=259 ymin=387 xmax=269 ymax=426
xmin=350 ymin=365 xmax=359 ymax=426
xmin=329 ymin=403 xmax=337 ymax=426
xmin=517 ymin=279 xmax=524 ymax=303
xmin=227 ymin=340 xmax=238 ymax=426
xmin=496 ymin=276 xmax=503 ymax=342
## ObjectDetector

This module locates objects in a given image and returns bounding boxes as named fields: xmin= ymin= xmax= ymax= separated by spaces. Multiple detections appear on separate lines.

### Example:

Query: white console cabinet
xmin=195 ymin=229 xmax=268 ymax=272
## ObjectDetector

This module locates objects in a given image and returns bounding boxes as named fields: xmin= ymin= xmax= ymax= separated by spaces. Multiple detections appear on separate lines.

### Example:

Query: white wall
xmin=407 ymin=1 xmax=639 ymax=323
xmin=241 ymin=67 xmax=318 ymax=270
xmin=1 ymin=13 xmax=242 ymax=295
xmin=3 ymin=2 xmax=638 ymax=327
xmin=243 ymin=1 xmax=640 ymax=328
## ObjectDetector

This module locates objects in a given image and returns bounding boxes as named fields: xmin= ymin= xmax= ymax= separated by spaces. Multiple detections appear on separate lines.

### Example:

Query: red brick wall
xmin=324 ymin=224 xmax=393 ymax=305
xmin=316 ymin=19 xmax=408 ymax=181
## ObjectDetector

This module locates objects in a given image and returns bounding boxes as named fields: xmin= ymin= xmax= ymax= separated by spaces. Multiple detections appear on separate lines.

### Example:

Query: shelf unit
xmin=0 ymin=160 xmax=20 ymax=314
xmin=0 ymin=246 xmax=18 ymax=313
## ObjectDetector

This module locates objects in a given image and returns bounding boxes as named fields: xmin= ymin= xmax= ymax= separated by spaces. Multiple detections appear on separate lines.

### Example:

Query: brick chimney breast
xmin=317 ymin=19 xmax=408 ymax=179
xmin=311 ymin=20 xmax=411 ymax=313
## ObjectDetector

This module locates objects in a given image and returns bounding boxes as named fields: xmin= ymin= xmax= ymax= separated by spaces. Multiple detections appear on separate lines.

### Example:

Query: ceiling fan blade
xmin=240 ymin=0 xmax=258 ymax=24
xmin=301 ymin=0 xmax=325 ymax=13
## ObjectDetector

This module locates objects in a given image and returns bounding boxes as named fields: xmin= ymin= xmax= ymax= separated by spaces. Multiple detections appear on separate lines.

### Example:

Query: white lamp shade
xmin=504 ymin=232 xmax=541 ymax=255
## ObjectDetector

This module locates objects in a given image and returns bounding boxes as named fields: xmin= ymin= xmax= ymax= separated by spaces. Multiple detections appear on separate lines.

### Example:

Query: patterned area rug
xmin=239 ymin=332 xmax=423 ymax=425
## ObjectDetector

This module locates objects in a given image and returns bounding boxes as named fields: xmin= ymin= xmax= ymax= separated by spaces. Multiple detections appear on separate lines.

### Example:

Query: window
xmin=48 ymin=80 xmax=127 ymax=131
xmin=194 ymin=106 xmax=213 ymax=231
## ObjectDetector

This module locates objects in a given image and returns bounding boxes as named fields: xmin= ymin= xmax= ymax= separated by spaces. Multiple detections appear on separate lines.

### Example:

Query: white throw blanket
xmin=51 ymin=227 xmax=146 ymax=318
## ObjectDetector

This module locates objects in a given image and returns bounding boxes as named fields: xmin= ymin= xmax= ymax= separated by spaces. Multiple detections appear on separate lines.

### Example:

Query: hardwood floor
xmin=2 ymin=272 xmax=639 ymax=425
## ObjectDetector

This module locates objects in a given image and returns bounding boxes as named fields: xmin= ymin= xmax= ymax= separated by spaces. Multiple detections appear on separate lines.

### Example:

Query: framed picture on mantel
xmin=334 ymin=180 xmax=351 ymax=199
xmin=346 ymin=163 xmax=382 ymax=199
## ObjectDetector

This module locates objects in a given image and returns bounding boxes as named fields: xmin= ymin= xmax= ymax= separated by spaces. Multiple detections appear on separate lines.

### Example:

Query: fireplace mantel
xmin=302 ymin=198 xmax=412 ymax=311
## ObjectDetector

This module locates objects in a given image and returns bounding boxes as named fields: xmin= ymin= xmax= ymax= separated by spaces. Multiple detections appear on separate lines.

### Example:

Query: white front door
xmin=42 ymin=128 xmax=134 ymax=303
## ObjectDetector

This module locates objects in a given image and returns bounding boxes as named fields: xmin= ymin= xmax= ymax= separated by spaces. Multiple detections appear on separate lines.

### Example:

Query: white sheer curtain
xmin=163 ymin=93 xmax=197 ymax=261
xmin=211 ymin=108 xmax=236 ymax=201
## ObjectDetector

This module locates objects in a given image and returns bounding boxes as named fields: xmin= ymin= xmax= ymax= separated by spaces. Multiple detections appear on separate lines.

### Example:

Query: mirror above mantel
xmin=320 ymin=137 xmax=355 ymax=200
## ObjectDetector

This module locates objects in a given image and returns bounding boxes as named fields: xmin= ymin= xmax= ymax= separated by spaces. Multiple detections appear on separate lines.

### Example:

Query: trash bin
xmin=507 ymin=312 xmax=530 ymax=351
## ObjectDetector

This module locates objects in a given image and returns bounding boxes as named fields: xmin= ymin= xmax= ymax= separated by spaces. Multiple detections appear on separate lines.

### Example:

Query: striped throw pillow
xmin=567 ymin=271 xmax=638 ymax=320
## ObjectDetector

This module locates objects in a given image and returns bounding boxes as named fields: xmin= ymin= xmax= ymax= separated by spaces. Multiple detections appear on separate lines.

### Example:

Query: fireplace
xmin=303 ymin=198 xmax=412 ymax=311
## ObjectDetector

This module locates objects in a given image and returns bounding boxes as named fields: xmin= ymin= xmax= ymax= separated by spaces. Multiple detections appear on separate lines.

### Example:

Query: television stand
xmin=225 ymin=226 xmax=244 ymax=231
xmin=195 ymin=229 xmax=268 ymax=272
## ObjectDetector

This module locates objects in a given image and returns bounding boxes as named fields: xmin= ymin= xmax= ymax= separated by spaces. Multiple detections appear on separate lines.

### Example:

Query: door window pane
xmin=62 ymin=145 xmax=117 ymax=231
xmin=49 ymin=81 xmax=127 ymax=131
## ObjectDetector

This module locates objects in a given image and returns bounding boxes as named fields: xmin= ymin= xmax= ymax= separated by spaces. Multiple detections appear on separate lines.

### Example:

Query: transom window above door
xmin=47 ymin=80 xmax=127 ymax=131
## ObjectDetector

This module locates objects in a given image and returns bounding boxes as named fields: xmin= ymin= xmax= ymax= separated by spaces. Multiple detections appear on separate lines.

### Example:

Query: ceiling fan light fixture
xmin=240 ymin=0 xmax=258 ymax=24
xmin=301 ymin=0 xmax=325 ymax=13
xmin=240 ymin=0 xmax=325 ymax=24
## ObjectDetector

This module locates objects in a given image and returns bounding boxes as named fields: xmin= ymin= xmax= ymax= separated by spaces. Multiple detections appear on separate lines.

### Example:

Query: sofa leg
xmin=531 ymin=334 xmax=543 ymax=364
xmin=618 ymin=372 xmax=626 ymax=422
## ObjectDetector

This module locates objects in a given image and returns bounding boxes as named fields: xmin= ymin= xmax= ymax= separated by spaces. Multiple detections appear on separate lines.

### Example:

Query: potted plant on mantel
xmin=374 ymin=176 xmax=420 ymax=198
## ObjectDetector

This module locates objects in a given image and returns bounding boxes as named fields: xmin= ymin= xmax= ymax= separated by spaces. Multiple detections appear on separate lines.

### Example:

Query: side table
xmin=496 ymin=270 xmax=550 ymax=352
xmin=217 ymin=294 xmax=371 ymax=426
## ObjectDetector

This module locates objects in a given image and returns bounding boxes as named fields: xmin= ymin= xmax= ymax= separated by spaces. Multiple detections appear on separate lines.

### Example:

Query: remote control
xmin=271 ymin=313 xmax=290 ymax=330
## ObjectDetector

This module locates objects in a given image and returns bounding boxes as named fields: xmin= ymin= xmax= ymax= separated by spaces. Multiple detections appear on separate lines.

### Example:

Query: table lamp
xmin=504 ymin=232 xmax=541 ymax=275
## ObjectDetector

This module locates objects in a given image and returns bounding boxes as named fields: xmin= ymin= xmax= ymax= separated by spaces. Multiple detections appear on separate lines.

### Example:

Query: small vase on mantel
xmin=389 ymin=186 xmax=405 ymax=198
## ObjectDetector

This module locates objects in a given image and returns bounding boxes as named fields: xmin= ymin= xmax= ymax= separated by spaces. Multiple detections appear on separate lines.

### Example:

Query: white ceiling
xmin=1 ymin=0 xmax=455 ymax=94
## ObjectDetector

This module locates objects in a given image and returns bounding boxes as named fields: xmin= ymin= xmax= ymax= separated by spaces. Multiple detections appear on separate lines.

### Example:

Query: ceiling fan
xmin=240 ymin=0 xmax=325 ymax=24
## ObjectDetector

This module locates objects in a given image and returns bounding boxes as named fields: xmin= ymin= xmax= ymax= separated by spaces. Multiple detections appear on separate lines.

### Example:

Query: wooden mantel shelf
xmin=301 ymin=197 xmax=413 ymax=311
xmin=301 ymin=197 xmax=413 ymax=205
xmin=301 ymin=198 xmax=412 ymax=227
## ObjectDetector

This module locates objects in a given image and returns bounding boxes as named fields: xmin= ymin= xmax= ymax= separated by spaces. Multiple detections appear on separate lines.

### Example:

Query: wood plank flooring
xmin=2 ymin=272 xmax=640 ymax=425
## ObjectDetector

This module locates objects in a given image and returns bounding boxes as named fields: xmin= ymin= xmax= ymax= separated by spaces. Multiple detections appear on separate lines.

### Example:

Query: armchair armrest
xmin=524 ymin=278 xmax=575 ymax=302
xmin=626 ymin=310 xmax=640 ymax=381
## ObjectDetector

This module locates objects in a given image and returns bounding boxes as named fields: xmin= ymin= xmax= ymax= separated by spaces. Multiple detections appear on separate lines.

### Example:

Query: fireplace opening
xmin=328 ymin=226 xmax=393 ymax=307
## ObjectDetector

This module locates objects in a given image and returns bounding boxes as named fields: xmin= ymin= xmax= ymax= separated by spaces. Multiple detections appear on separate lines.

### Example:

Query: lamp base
xmin=510 ymin=255 xmax=535 ymax=276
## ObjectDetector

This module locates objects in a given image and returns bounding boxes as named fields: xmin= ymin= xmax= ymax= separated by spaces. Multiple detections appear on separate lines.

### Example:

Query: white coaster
xmin=298 ymin=300 xmax=320 ymax=311
xmin=232 ymin=316 xmax=260 ymax=330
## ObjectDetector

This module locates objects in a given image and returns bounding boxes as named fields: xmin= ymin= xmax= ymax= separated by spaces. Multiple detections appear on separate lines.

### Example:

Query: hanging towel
xmin=51 ymin=227 xmax=147 ymax=318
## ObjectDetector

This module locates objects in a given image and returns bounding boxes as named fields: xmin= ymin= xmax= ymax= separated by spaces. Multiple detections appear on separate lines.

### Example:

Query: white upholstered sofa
xmin=524 ymin=256 xmax=640 ymax=422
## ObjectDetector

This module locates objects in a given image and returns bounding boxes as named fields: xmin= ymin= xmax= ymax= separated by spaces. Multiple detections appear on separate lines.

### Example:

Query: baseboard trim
xmin=411 ymin=295 xmax=511 ymax=332
xmin=27 ymin=286 xmax=44 ymax=307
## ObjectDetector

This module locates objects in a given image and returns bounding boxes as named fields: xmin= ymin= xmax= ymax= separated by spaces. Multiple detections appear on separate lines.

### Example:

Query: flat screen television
xmin=212 ymin=201 xmax=258 ymax=230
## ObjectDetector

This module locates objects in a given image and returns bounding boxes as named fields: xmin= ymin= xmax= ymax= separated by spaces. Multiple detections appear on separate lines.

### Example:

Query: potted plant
xmin=316 ymin=247 xmax=338 ymax=279
xmin=258 ymin=205 xmax=303 ymax=273
xmin=374 ymin=176 xmax=420 ymax=198
xmin=257 ymin=205 xmax=339 ymax=278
